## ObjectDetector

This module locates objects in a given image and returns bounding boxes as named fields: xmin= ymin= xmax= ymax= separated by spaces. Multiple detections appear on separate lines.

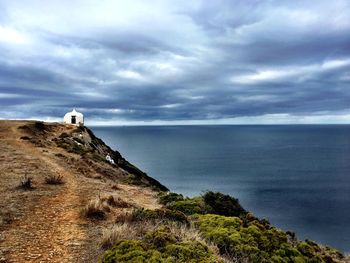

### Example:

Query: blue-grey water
xmin=91 ymin=125 xmax=350 ymax=252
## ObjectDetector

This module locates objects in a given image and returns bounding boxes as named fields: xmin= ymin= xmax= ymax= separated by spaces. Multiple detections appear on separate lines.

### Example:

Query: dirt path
xmin=0 ymin=121 xmax=161 ymax=263
xmin=0 ymin=122 xmax=95 ymax=262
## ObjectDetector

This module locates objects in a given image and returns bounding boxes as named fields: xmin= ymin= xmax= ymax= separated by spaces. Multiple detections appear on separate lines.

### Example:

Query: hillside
xmin=0 ymin=121 xmax=349 ymax=263
xmin=0 ymin=120 xmax=165 ymax=262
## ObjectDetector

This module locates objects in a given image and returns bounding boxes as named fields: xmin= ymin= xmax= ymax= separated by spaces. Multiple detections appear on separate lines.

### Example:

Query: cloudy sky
xmin=0 ymin=0 xmax=350 ymax=125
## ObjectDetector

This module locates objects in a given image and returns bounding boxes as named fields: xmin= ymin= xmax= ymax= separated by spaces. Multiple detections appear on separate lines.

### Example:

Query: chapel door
xmin=71 ymin=115 xmax=76 ymax=124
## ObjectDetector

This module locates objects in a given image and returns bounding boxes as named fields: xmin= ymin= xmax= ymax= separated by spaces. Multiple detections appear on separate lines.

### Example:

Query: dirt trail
xmin=0 ymin=122 xmax=93 ymax=262
xmin=0 ymin=121 xmax=161 ymax=263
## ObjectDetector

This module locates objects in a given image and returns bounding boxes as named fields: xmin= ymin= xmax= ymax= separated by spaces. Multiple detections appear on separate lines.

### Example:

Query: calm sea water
xmin=91 ymin=125 xmax=350 ymax=252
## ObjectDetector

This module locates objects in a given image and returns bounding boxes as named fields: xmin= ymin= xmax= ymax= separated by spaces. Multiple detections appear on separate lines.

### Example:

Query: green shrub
xmin=167 ymin=198 xmax=208 ymax=215
xmin=193 ymin=214 xmax=243 ymax=254
xmin=297 ymin=241 xmax=316 ymax=257
xmin=158 ymin=192 xmax=184 ymax=205
xmin=132 ymin=208 xmax=189 ymax=225
xmin=192 ymin=214 xmax=343 ymax=263
xmin=164 ymin=241 xmax=217 ymax=262
xmin=164 ymin=192 xmax=247 ymax=218
xmin=100 ymin=226 xmax=222 ymax=263
xmin=101 ymin=240 xmax=161 ymax=262
xmin=144 ymin=225 xmax=178 ymax=247
xmin=203 ymin=191 xmax=247 ymax=217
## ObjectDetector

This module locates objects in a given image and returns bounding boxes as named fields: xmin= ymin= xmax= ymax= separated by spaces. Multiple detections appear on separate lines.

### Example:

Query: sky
xmin=0 ymin=0 xmax=350 ymax=125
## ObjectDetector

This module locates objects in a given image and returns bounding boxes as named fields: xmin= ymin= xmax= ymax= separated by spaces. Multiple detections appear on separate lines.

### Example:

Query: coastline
xmin=0 ymin=120 xmax=348 ymax=262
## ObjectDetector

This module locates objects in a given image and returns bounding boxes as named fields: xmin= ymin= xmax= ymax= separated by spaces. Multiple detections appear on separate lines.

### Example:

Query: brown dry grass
xmin=18 ymin=174 xmax=34 ymax=190
xmin=45 ymin=174 xmax=64 ymax=185
xmin=101 ymin=195 xmax=133 ymax=208
xmin=100 ymin=223 xmax=142 ymax=248
xmin=0 ymin=120 xmax=161 ymax=263
xmin=82 ymin=198 xmax=110 ymax=220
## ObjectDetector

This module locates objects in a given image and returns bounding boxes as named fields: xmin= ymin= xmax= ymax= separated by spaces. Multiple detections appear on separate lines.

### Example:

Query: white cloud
xmin=231 ymin=58 xmax=350 ymax=84
xmin=115 ymin=70 xmax=144 ymax=81
xmin=0 ymin=26 xmax=30 ymax=45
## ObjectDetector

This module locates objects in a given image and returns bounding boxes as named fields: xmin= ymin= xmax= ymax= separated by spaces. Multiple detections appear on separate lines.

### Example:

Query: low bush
xmin=45 ymin=174 xmax=64 ymax=185
xmin=193 ymin=214 xmax=343 ymax=263
xmin=164 ymin=191 xmax=247 ymax=218
xmin=101 ymin=189 xmax=344 ymax=263
xmin=203 ymin=191 xmax=247 ymax=217
xmin=166 ymin=197 xmax=208 ymax=215
xmin=100 ymin=225 xmax=222 ymax=263
xmin=158 ymin=192 xmax=184 ymax=205
xmin=132 ymin=208 xmax=189 ymax=225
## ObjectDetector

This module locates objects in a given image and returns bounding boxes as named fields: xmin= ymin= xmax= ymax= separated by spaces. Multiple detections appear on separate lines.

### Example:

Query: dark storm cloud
xmin=1 ymin=0 xmax=350 ymax=124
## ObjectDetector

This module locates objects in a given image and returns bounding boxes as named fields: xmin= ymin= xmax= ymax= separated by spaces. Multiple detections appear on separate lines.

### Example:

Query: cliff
xmin=0 ymin=121 xmax=348 ymax=263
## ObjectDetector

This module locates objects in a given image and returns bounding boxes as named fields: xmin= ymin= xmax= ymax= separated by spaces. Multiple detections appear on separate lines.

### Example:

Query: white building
xmin=63 ymin=109 xmax=84 ymax=125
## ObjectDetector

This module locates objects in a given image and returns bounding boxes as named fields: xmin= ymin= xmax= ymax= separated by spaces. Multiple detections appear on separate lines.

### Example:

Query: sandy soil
xmin=0 ymin=120 xmax=160 ymax=263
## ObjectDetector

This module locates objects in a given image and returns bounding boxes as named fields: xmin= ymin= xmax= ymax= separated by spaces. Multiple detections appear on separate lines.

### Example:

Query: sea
xmin=91 ymin=125 xmax=350 ymax=252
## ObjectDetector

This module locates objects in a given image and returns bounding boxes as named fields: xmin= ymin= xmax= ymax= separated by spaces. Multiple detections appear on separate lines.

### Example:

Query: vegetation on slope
xmin=101 ymin=225 xmax=220 ymax=263
xmin=101 ymin=191 xmax=345 ymax=263
xmin=15 ymin=122 xmax=346 ymax=262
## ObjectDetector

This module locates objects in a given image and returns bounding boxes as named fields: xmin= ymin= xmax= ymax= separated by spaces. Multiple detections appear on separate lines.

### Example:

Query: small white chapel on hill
xmin=63 ymin=109 xmax=84 ymax=126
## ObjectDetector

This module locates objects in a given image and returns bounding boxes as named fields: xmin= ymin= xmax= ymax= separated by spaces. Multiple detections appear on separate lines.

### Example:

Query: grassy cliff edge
xmin=0 ymin=121 xmax=348 ymax=263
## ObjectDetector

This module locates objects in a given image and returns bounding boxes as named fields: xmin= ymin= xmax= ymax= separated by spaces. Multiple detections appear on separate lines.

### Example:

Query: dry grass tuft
xmin=114 ymin=211 xmax=135 ymax=223
xmin=167 ymin=223 xmax=202 ymax=242
xmin=18 ymin=174 xmax=34 ymax=190
xmin=102 ymin=195 xmax=133 ymax=208
xmin=82 ymin=199 xmax=110 ymax=220
xmin=100 ymin=221 xmax=158 ymax=248
xmin=45 ymin=174 xmax=64 ymax=185
xmin=82 ymin=194 xmax=133 ymax=221
xmin=101 ymin=223 xmax=138 ymax=248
